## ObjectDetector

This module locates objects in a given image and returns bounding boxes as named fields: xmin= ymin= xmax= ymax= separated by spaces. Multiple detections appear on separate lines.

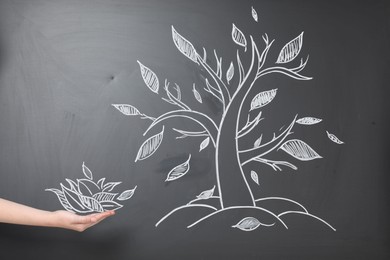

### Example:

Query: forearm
xmin=0 ymin=198 xmax=56 ymax=227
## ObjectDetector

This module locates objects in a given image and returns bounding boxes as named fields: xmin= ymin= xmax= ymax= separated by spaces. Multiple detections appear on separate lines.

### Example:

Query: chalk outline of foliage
xmin=46 ymin=162 xmax=136 ymax=213
xmin=113 ymin=7 xmax=341 ymax=231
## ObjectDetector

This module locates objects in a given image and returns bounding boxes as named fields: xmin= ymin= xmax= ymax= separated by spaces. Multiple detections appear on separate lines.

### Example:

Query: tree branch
xmin=143 ymin=110 xmax=219 ymax=146
xmin=251 ymin=157 xmax=297 ymax=171
xmin=196 ymin=54 xmax=231 ymax=112
xmin=239 ymin=115 xmax=297 ymax=166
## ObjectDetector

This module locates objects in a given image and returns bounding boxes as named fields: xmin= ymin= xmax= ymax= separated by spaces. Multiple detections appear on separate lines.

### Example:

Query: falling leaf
xmin=82 ymin=162 xmax=93 ymax=180
xmin=280 ymin=139 xmax=322 ymax=161
xmin=276 ymin=32 xmax=304 ymax=64
xmin=226 ymin=62 xmax=234 ymax=84
xmin=250 ymin=89 xmax=278 ymax=111
xmin=326 ymin=131 xmax=344 ymax=144
xmin=232 ymin=217 xmax=262 ymax=231
xmin=112 ymin=104 xmax=141 ymax=116
xmin=199 ymin=137 xmax=210 ymax=152
xmin=251 ymin=6 xmax=258 ymax=22
xmin=232 ymin=23 xmax=247 ymax=51
xmin=172 ymin=26 xmax=198 ymax=63
xmin=117 ymin=186 xmax=137 ymax=201
xmin=100 ymin=200 xmax=123 ymax=211
xmin=93 ymin=192 xmax=117 ymax=202
xmin=102 ymin=181 xmax=122 ymax=192
xmin=135 ymin=126 xmax=164 ymax=162
xmin=254 ymin=134 xmax=263 ymax=147
xmin=250 ymin=171 xmax=259 ymax=185
xmin=165 ymin=154 xmax=191 ymax=182
xmin=296 ymin=117 xmax=322 ymax=125
xmin=137 ymin=60 xmax=159 ymax=94
xmin=192 ymin=84 xmax=202 ymax=103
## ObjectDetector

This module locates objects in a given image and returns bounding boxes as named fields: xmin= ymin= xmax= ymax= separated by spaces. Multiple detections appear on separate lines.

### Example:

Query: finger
xmin=90 ymin=210 xmax=115 ymax=223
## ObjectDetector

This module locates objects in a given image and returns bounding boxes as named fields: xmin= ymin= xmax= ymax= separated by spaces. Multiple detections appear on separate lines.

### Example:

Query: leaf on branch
xmin=137 ymin=61 xmax=159 ymax=94
xmin=276 ymin=32 xmax=304 ymax=64
xmin=199 ymin=137 xmax=210 ymax=152
xmin=326 ymin=131 xmax=344 ymax=144
xmin=226 ymin=61 xmax=234 ymax=84
xmin=232 ymin=23 xmax=247 ymax=51
xmin=135 ymin=126 xmax=165 ymax=162
xmin=296 ymin=117 xmax=322 ymax=125
xmin=82 ymin=162 xmax=93 ymax=180
xmin=165 ymin=154 xmax=191 ymax=182
xmin=117 ymin=186 xmax=137 ymax=201
xmin=196 ymin=185 xmax=215 ymax=199
xmin=250 ymin=89 xmax=278 ymax=111
xmin=279 ymin=139 xmax=322 ymax=161
xmin=112 ymin=104 xmax=140 ymax=116
xmin=251 ymin=6 xmax=258 ymax=22
xmin=250 ymin=170 xmax=259 ymax=185
xmin=254 ymin=134 xmax=263 ymax=147
xmin=192 ymin=84 xmax=203 ymax=103
xmin=172 ymin=26 xmax=198 ymax=63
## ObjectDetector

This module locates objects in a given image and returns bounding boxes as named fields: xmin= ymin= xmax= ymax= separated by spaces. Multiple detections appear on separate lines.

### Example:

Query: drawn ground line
xmin=255 ymin=197 xmax=309 ymax=213
xmin=278 ymin=211 xmax=336 ymax=231
xmin=155 ymin=204 xmax=218 ymax=227
xmin=186 ymin=206 xmax=289 ymax=229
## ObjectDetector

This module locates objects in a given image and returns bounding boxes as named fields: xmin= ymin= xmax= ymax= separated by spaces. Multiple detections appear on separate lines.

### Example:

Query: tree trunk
xmin=216 ymin=68 xmax=259 ymax=208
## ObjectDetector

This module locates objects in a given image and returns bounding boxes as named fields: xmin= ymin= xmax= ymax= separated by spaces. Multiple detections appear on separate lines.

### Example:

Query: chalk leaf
xmin=135 ymin=126 xmax=164 ymax=162
xmin=199 ymin=137 xmax=210 ymax=152
xmin=226 ymin=62 xmax=234 ymax=84
xmin=112 ymin=104 xmax=141 ymax=116
xmin=251 ymin=6 xmax=258 ymax=22
xmin=250 ymin=170 xmax=259 ymax=185
xmin=172 ymin=26 xmax=198 ymax=63
xmin=196 ymin=185 xmax=215 ymax=199
xmin=117 ymin=186 xmax=137 ymax=201
xmin=276 ymin=32 xmax=304 ymax=64
xmin=137 ymin=60 xmax=159 ymax=94
xmin=192 ymin=84 xmax=203 ymax=103
xmin=280 ymin=139 xmax=322 ymax=161
xmin=250 ymin=89 xmax=277 ymax=111
xmin=82 ymin=162 xmax=93 ymax=180
xmin=296 ymin=117 xmax=322 ymax=125
xmin=232 ymin=23 xmax=247 ymax=51
xmin=326 ymin=131 xmax=344 ymax=144
xmin=232 ymin=217 xmax=261 ymax=231
xmin=165 ymin=154 xmax=191 ymax=182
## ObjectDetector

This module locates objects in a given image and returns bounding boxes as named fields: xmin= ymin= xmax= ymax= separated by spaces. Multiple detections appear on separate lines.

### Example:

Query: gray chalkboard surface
xmin=0 ymin=0 xmax=389 ymax=259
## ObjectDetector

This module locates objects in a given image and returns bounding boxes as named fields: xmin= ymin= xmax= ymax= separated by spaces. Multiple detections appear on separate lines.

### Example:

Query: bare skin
xmin=0 ymin=198 xmax=115 ymax=232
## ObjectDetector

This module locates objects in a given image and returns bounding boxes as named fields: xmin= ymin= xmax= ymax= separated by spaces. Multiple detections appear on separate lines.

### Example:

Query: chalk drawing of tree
xmin=113 ymin=7 xmax=343 ymax=231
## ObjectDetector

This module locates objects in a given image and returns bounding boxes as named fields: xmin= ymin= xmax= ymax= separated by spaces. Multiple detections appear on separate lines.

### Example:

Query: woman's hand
xmin=51 ymin=210 xmax=115 ymax=232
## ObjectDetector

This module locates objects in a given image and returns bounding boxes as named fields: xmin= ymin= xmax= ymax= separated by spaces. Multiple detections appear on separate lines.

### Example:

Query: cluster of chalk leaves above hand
xmin=46 ymin=162 xmax=136 ymax=213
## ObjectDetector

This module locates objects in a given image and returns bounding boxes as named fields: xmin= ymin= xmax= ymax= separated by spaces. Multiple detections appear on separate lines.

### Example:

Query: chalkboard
xmin=0 ymin=0 xmax=389 ymax=259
